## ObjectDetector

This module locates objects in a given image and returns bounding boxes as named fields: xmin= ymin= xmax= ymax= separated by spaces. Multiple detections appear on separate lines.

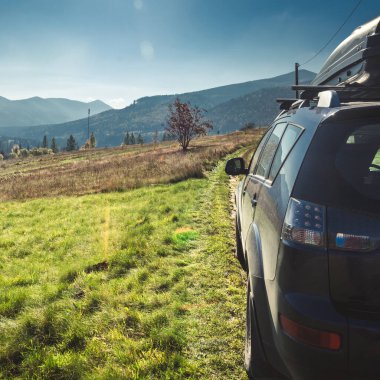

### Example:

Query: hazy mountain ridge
xmin=208 ymin=86 xmax=296 ymax=133
xmin=0 ymin=97 xmax=112 ymax=127
xmin=0 ymin=70 xmax=315 ymax=148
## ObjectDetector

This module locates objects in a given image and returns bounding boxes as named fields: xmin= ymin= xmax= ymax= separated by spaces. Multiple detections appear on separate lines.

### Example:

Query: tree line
xmin=1 ymin=97 xmax=231 ymax=160
xmin=123 ymin=132 xmax=143 ymax=146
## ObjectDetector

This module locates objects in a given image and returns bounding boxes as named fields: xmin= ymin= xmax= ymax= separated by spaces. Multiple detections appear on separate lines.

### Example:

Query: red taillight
xmin=281 ymin=198 xmax=326 ymax=248
xmin=279 ymin=314 xmax=341 ymax=351
xmin=283 ymin=199 xmax=379 ymax=251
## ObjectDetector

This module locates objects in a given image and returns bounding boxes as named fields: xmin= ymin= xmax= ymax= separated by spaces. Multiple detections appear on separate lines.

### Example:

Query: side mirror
xmin=225 ymin=157 xmax=248 ymax=176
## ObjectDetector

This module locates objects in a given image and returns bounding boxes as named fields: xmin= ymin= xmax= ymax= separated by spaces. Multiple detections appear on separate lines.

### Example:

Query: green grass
xmin=0 ymin=180 xmax=205 ymax=378
xmin=0 ymin=143 xmax=257 ymax=379
xmin=183 ymin=153 xmax=247 ymax=379
xmin=372 ymin=149 xmax=380 ymax=168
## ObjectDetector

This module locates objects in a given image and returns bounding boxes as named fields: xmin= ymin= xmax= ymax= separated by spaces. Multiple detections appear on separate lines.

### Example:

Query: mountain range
xmin=0 ymin=70 xmax=315 ymax=149
xmin=0 ymin=97 xmax=111 ymax=127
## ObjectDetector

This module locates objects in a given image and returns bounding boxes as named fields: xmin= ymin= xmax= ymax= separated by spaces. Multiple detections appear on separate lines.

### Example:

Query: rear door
xmin=294 ymin=119 xmax=380 ymax=311
xmin=327 ymin=122 xmax=380 ymax=310
xmin=292 ymin=115 xmax=380 ymax=372
xmin=326 ymin=121 xmax=380 ymax=374
xmin=240 ymin=123 xmax=287 ymax=246
xmin=252 ymin=123 xmax=304 ymax=280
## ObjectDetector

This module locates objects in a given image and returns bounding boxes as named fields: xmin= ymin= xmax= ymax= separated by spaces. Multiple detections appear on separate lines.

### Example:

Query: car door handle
xmin=251 ymin=194 xmax=258 ymax=207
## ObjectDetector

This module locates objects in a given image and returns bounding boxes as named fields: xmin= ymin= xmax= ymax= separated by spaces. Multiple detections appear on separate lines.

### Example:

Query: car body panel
xmin=246 ymin=223 xmax=263 ymax=279
xmin=348 ymin=318 xmax=380 ymax=375
xmin=242 ymin=175 xmax=263 ymax=254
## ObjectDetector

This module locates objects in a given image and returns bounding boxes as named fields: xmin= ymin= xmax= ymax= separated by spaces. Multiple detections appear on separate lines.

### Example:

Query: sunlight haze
xmin=1 ymin=0 xmax=379 ymax=108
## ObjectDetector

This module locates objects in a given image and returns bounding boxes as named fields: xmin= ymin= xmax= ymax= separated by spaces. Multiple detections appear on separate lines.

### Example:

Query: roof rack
xmin=292 ymin=84 xmax=380 ymax=101
xmin=277 ymin=84 xmax=380 ymax=110
xmin=276 ymin=98 xmax=300 ymax=110
xmin=277 ymin=90 xmax=340 ymax=109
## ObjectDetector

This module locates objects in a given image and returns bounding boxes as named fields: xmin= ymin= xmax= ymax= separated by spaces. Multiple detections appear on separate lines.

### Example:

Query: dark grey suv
xmin=226 ymin=16 xmax=380 ymax=380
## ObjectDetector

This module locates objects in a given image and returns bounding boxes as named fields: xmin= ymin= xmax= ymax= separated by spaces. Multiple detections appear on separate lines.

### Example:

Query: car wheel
xmin=235 ymin=218 xmax=247 ymax=271
xmin=245 ymin=279 xmax=277 ymax=379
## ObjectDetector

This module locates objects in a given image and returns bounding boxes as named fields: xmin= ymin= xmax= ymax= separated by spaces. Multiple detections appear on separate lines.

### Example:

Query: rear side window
xmin=336 ymin=124 xmax=380 ymax=200
xmin=255 ymin=122 xmax=286 ymax=178
xmin=294 ymin=120 xmax=380 ymax=214
xmin=268 ymin=124 xmax=302 ymax=182
xmin=248 ymin=129 xmax=271 ymax=174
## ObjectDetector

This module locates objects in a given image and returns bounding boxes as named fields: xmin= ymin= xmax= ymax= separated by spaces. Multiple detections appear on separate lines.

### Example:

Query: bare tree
xmin=166 ymin=98 xmax=213 ymax=151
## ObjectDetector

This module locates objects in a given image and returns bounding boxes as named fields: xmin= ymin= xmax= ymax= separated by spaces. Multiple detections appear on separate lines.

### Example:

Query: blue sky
xmin=0 ymin=0 xmax=379 ymax=108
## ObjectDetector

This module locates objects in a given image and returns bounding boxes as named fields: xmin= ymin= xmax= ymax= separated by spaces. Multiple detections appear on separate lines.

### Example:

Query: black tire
xmin=235 ymin=218 xmax=247 ymax=271
xmin=245 ymin=279 xmax=276 ymax=379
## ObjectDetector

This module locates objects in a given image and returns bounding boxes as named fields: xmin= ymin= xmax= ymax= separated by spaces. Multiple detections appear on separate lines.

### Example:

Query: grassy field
xmin=0 ymin=131 xmax=263 ymax=201
xmin=0 ymin=131 xmax=263 ymax=379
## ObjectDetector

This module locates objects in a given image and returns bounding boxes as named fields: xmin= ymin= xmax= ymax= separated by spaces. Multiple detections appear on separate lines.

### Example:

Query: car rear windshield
xmin=293 ymin=118 xmax=380 ymax=215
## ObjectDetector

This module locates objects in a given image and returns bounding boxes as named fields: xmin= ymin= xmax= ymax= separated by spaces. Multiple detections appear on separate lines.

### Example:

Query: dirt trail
xmin=229 ymin=176 xmax=240 ymax=220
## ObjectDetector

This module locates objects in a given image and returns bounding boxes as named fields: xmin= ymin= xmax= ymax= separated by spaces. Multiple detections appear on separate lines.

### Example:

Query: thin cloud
xmin=133 ymin=0 xmax=143 ymax=10
xmin=140 ymin=41 xmax=154 ymax=61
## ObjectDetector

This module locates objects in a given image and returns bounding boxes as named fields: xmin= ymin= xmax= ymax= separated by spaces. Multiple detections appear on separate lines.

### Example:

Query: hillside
xmin=0 ymin=70 xmax=314 ymax=148
xmin=0 ymin=97 xmax=111 ymax=127
xmin=208 ymin=86 xmax=295 ymax=133
xmin=0 ymin=130 xmax=264 ymax=200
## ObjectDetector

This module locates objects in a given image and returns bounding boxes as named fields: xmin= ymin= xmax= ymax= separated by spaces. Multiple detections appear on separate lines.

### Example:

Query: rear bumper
xmin=347 ymin=317 xmax=380 ymax=377
xmin=271 ymin=288 xmax=380 ymax=380
xmin=275 ymin=291 xmax=347 ymax=379
xmin=257 ymin=241 xmax=380 ymax=379
xmin=266 ymin=242 xmax=348 ymax=379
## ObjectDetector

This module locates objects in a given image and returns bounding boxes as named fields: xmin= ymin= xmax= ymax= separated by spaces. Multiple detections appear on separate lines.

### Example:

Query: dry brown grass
xmin=0 ymin=129 xmax=265 ymax=201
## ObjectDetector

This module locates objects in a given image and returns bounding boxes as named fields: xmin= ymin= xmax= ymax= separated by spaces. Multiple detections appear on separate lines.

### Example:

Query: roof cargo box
xmin=312 ymin=16 xmax=380 ymax=88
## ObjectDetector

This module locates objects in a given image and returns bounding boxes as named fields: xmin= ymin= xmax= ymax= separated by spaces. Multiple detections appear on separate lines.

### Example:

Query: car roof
xmin=275 ymin=98 xmax=380 ymax=130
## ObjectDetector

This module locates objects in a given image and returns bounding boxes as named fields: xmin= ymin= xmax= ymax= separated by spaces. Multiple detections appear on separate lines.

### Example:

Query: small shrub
xmin=11 ymin=144 xmax=20 ymax=156
xmin=29 ymin=148 xmax=42 ymax=156
xmin=19 ymin=149 xmax=30 ymax=158
xmin=29 ymin=148 xmax=52 ymax=156
xmin=8 ymin=152 xmax=18 ymax=159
